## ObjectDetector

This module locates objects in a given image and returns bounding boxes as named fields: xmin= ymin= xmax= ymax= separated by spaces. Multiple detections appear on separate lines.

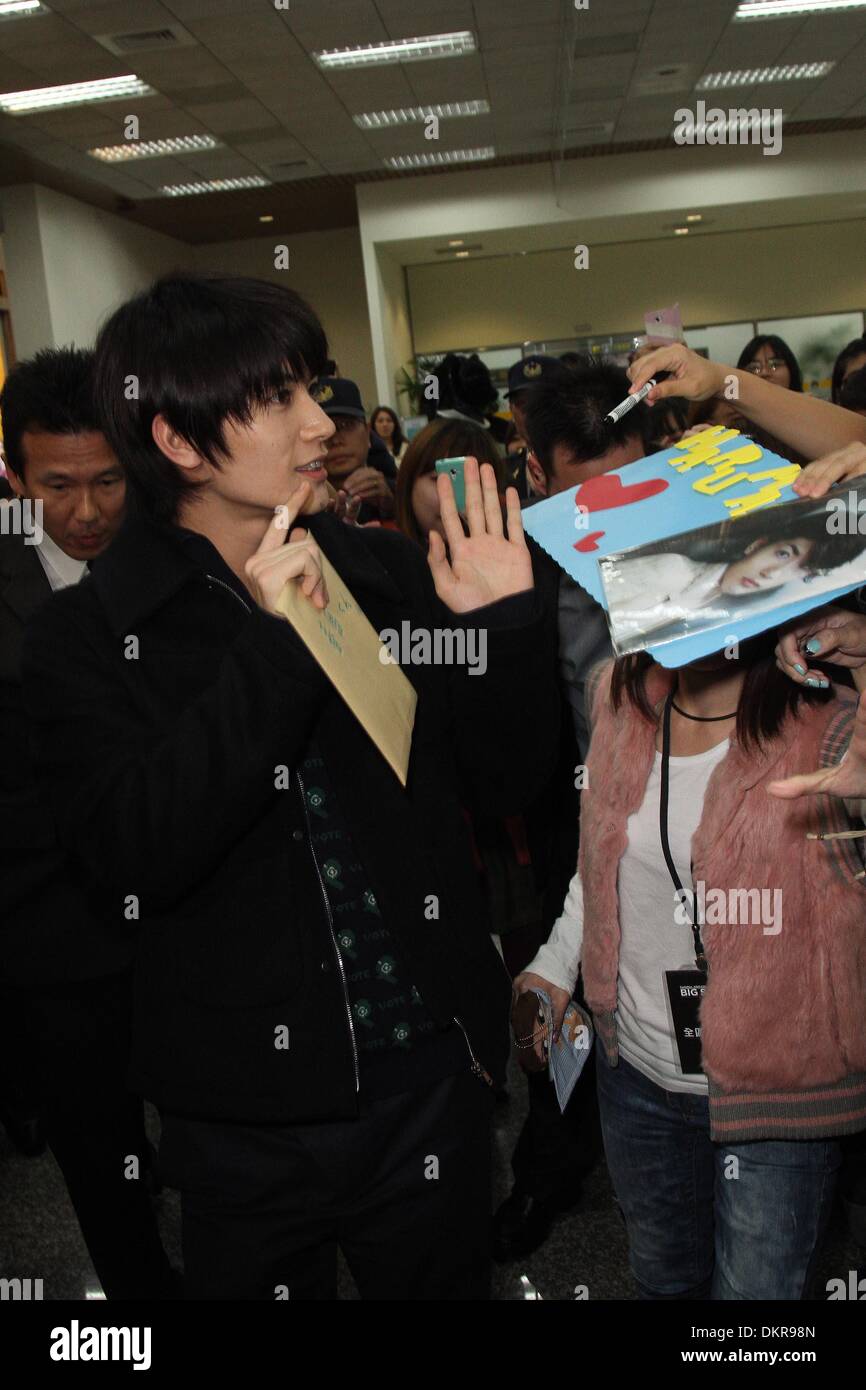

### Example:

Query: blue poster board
xmin=523 ymin=427 xmax=863 ymax=667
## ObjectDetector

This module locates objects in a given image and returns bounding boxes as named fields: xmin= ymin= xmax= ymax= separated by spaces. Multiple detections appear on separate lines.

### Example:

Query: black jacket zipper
xmin=453 ymin=1016 xmax=494 ymax=1088
xmin=205 ymin=573 xmax=360 ymax=1094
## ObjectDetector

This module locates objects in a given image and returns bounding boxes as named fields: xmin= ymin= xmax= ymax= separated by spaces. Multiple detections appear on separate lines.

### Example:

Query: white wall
xmin=356 ymin=129 xmax=866 ymax=395
xmin=1 ymin=185 xmax=55 ymax=358
xmin=196 ymin=225 xmax=379 ymax=409
xmin=1 ymin=183 xmax=188 ymax=355
xmin=406 ymin=218 xmax=866 ymax=353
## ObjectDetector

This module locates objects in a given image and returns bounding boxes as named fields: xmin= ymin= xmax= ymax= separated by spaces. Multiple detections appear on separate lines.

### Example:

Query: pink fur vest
xmin=579 ymin=663 xmax=866 ymax=1094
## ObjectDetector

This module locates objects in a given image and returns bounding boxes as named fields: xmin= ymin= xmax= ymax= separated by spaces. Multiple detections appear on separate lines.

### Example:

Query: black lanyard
xmin=659 ymin=693 xmax=708 ymax=973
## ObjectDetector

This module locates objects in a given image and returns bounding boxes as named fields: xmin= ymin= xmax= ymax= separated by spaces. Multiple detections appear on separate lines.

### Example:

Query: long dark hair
xmin=370 ymin=404 xmax=405 ymax=455
xmin=737 ymin=335 xmax=803 ymax=393
xmin=610 ymin=633 xmax=831 ymax=751
xmin=628 ymin=502 xmax=866 ymax=577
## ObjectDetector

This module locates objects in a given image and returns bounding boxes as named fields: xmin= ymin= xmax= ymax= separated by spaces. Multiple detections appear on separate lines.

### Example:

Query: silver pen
xmin=605 ymin=377 xmax=656 ymax=424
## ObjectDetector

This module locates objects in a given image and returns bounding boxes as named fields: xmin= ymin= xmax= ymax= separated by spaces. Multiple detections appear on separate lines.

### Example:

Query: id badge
xmin=664 ymin=969 xmax=707 ymax=1075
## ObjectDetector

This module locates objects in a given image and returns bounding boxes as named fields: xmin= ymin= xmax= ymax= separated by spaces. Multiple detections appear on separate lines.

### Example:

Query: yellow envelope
xmin=274 ymin=550 xmax=417 ymax=785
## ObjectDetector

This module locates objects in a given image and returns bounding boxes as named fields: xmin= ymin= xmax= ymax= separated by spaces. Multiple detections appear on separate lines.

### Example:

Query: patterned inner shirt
xmin=300 ymin=744 xmax=438 ymax=1059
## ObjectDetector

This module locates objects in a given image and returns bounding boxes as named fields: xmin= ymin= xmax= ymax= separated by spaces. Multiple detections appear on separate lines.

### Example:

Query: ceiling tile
xmin=64 ymin=1 xmax=181 ymax=36
xmin=282 ymin=0 xmax=387 ymax=51
xmin=185 ymin=96 xmax=281 ymax=132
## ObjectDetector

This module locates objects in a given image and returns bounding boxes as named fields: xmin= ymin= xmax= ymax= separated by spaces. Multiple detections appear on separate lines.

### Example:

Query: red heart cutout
xmin=574 ymin=531 xmax=605 ymax=553
xmin=575 ymin=473 xmax=668 ymax=512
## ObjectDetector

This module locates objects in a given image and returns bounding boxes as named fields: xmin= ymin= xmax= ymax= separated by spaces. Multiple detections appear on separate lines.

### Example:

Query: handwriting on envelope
xmin=275 ymin=552 xmax=417 ymax=786
xmin=668 ymin=425 xmax=801 ymax=519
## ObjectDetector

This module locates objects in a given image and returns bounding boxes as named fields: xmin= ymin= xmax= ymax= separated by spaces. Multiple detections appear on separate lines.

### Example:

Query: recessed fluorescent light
xmin=455 ymin=250 xmax=470 ymax=258
xmin=385 ymin=146 xmax=495 ymax=171
xmin=259 ymin=214 xmax=274 ymax=223
xmin=674 ymin=227 xmax=690 ymax=235
xmin=354 ymin=99 xmax=489 ymax=129
xmin=89 ymin=134 xmax=222 ymax=162
xmin=0 ymin=1 xmax=43 ymax=16
xmin=314 ymin=31 xmax=476 ymax=70
xmin=698 ymin=62 xmax=834 ymax=88
xmin=0 ymin=74 xmax=155 ymax=115
xmin=686 ymin=213 xmax=702 ymax=222
xmin=449 ymin=238 xmax=464 ymax=246
xmin=736 ymin=0 xmax=866 ymax=18
xmin=161 ymin=176 xmax=271 ymax=197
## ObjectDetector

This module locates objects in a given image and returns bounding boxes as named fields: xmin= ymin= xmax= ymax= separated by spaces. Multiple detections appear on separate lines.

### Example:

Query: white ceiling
xmin=0 ymin=0 xmax=865 ymax=240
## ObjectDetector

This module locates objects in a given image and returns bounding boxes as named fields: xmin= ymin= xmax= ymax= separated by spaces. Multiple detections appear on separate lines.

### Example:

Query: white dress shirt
xmin=33 ymin=528 xmax=87 ymax=592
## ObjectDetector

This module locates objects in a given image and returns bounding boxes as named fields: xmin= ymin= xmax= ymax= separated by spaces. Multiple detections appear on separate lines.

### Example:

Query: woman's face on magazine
xmin=719 ymin=536 xmax=815 ymax=594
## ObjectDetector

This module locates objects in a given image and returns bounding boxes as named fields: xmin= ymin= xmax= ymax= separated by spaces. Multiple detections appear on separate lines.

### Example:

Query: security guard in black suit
xmin=0 ymin=348 xmax=175 ymax=1298
xmin=502 ymin=355 xmax=563 ymax=498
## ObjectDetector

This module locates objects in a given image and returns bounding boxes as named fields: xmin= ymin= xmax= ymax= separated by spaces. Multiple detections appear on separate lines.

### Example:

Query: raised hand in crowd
xmin=341 ymin=463 xmax=395 ymax=516
xmin=428 ymin=455 xmax=533 ymax=612
xmin=770 ymin=606 xmax=866 ymax=801
xmin=793 ymin=441 xmax=866 ymax=498
xmin=628 ymin=343 xmax=866 ymax=461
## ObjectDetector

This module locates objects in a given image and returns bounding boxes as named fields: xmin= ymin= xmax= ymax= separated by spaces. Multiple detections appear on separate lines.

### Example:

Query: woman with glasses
xmin=737 ymin=334 xmax=803 ymax=392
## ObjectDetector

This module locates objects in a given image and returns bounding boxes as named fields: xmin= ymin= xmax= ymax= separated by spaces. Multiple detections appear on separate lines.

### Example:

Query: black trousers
xmin=6 ymin=972 xmax=175 ymax=1299
xmin=158 ymin=1070 xmax=494 ymax=1300
xmin=512 ymin=1056 xmax=602 ymax=1201
xmin=501 ymin=923 xmax=602 ymax=1202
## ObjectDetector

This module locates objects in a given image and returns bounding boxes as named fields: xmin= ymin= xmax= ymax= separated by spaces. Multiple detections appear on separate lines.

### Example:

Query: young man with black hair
xmin=0 ymin=348 xmax=175 ymax=1298
xmin=23 ymin=274 xmax=559 ymax=1300
xmin=494 ymin=360 xmax=647 ymax=1259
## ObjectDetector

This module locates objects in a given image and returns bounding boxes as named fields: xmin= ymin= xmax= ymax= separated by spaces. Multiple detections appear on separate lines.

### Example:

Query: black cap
xmin=310 ymin=377 xmax=366 ymax=419
xmin=505 ymin=354 xmax=560 ymax=398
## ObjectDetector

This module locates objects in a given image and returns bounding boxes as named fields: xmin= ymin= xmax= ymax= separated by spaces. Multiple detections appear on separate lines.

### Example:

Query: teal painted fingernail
xmin=794 ymin=663 xmax=806 ymax=675
xmin=818 ymin=678 xmax=830 ymax=689
xmin=805 ymin=638 xmax=822 ymax=654
xmin=805 ymin=677 xmax=820 ymax=687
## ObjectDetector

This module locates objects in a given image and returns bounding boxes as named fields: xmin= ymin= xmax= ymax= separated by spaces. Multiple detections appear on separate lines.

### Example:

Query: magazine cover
xmin=522 ymin=425 xmax=866 ymax=667
xmin=599 ymin=483 xmax=866 ymax=656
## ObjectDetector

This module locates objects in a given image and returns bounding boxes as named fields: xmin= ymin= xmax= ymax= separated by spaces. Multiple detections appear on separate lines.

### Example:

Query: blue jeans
xmin=596 ymin=1047 xmax=840 ymax=1300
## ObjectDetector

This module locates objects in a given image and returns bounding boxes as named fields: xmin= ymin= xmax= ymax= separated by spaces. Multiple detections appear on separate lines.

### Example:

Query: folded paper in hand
xmin=274 ymin=550 xmax=417 ymax=785
xmin=535 ymin=990 xmax=594 ymax=1113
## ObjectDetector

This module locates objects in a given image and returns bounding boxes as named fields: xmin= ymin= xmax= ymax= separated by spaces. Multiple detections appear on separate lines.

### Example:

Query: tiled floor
xmin=0 ymin=1059 xmax=861 ymax=1301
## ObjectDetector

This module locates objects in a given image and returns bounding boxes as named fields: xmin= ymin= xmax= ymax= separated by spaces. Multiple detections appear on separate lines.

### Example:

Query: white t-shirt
xmin=528 ymin=737 xmax=729 ymax=1095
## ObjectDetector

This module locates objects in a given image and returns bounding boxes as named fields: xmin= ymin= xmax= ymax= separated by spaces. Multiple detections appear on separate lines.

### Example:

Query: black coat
xmin=23 ymin=509 xmax=560 ymax=1123
xmin=0 ymin=527 xmax=132 ymax=986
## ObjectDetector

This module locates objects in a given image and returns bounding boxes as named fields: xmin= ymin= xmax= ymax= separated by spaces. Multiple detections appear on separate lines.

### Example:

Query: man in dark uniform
xmin=314 ymin=377 xmax=396 ymax=523
xmin=0 ymin=347 xmax=175 ymax=1298
xmin=502 ymin=355 xmax=562 ymax=499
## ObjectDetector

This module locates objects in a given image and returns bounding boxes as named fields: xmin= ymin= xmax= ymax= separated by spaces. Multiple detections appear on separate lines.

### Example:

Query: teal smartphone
xmin=435 ymin=456 xmax=467 ymax=513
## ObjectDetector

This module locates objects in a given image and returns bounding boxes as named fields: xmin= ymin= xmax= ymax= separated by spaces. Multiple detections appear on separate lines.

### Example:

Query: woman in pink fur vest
xmin=517 ymin=620 xmax=866 ymax=1300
